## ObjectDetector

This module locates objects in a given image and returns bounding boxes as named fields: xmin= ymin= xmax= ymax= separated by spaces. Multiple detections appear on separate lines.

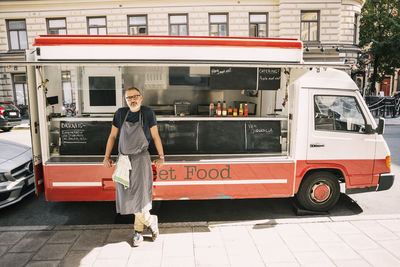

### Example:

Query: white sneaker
xmin=132 ymin=231 xmax=143 ymax=247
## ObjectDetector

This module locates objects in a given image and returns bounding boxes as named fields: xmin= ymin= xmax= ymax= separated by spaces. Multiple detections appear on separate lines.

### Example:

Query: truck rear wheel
xmin=296 ymin=171 xmax=340 ymax=212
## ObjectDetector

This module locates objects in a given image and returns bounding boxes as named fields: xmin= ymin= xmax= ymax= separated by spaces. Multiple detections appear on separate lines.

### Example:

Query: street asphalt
xmin=1 ymin=117 xmax=400 ymax=266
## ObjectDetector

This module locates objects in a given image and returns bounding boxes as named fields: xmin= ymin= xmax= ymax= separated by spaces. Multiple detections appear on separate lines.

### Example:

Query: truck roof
xmin=297 ymin=68 xmax=359 ymax=91
xmin=33 ymin=35 xmax=303 ymax=63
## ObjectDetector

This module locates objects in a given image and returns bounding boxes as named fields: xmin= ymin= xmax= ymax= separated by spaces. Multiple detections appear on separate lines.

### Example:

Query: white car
xmin=0 ymin=139 xmax=34 ymax=208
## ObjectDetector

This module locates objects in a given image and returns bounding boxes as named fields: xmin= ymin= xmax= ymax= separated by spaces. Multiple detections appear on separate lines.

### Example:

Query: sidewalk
xmin=1 ymin=214 xmax=400 ymax=267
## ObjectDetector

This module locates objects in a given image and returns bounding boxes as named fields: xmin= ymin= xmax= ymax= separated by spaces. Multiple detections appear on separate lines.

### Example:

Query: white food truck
xmin=8 ymin=35 xmax=393 ymax=212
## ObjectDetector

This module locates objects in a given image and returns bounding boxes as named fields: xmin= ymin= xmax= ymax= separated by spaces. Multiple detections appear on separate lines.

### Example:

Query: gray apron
xmin=115 ymin=110 xmax=153 ymax=215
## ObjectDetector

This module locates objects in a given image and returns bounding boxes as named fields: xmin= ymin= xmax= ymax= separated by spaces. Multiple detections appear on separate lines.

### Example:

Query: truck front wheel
xmin=296 ymin=171 xmax=340 ymax=212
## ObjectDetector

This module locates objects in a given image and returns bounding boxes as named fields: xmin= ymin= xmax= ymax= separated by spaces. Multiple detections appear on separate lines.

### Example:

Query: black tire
xmin=1 ymin=127 xmax=12 ymax=132
xmin=296 ymin=171 xmax=340 ymax=212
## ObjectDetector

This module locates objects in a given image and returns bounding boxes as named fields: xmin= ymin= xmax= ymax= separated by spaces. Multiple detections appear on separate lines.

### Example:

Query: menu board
xmin=210 ymin=67 xmax=281 ymax=90
xmin=210 ymin=67 xmax=257 ymax=90
xmin=258 ymin=68 xmax=281 ymax=90
xmin=59 ymin=121 xmax=117 ymax=155
xmin=246 ymin=121 xmax=281 ymax=152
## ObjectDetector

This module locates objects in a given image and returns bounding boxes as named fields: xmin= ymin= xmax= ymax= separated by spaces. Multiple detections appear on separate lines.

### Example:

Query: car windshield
xmin=0 ymin=103 xmax=15 ymax=110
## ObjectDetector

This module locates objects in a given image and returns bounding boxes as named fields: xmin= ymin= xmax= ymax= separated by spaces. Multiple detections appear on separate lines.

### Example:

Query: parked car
xmin=0 ymin=139 xmax=35 ymax=209
xmin=0 ymin=102 xmax=21 ymax=132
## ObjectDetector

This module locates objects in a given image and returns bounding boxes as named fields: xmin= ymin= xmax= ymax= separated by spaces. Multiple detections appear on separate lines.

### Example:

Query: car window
xmin=314 ymin=95 xmax=366 ymax=133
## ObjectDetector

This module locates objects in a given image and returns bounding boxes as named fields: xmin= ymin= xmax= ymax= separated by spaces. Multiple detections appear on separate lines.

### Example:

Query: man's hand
xmin=103 ymin=157 xmax=114 ymax=168
xmin=153 ymin=158 xmax=165 ymax=169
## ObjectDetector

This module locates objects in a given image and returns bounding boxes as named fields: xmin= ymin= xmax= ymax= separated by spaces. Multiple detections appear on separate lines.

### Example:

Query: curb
xmin=1 ymin=214 xmax=399 ymax=232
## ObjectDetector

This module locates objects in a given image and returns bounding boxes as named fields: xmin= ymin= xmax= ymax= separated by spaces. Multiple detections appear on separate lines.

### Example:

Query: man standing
xmin=103 ymin=87 xmax=165 ymax=247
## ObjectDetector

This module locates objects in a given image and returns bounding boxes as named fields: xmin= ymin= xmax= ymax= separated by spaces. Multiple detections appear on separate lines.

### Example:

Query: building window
xmin=87 ymin=17 xmax=107 ymax=35
xmin=7 ymin=20 xmax=28 ymax=50
xmin=13 ymin=74 xmax=28 ymax=106
xmin=353 ymin=14 xmax=359 ymax=44
xmin=47 ymin=18 xmax=67 ymax=35
xmin=169 ymin=14 xmax=188 ymax=36
xmin=128 ymin=15 xmax=147 ymax=35
xmin=249 ymin=13 xmax=268 ymax=37
xmin=300 ymin=11 xmax=320 ymax=42
xmin=209 ymin=14 xmax=228 ymax=37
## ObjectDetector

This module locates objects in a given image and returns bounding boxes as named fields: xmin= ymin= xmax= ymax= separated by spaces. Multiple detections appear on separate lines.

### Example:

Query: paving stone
xmin=300 ymin=223 xmax=342 ymax=243
xmin=340 ymin=233 xmax=380 ymax=250
xmin=47 ymin=230 xmax=81 ymax=244
xmin=163 ymin=234 xmax=193 ymax=257
xmin=127 ymin=249 xmax=162 ymax=266
xmin=193 ymin=230 xmax=224 ymax=248
xmin=228 ymin=255 xmax=265 ymax=267
xmin=92 ymin=259 xmax=128 ymax=267
xmin=318 ymin=241 xmax=361 ymax=260
xmin=162 ymin=256 xmax=196 ymax=267
xmin=293 ymin=250 xmax=335 ymax=266
xmin=106 ymin=228 xmax=133 ymax=243
xmin=70 ymin=230 xmax=109 ymax=251
xmin=333 ymin=258 xmax=373 ymax=267
xmin=249 ymin=227 xmax=283 ymax=245
xmin=97 ymin=242 xmax=132 ymax=260
xmin=60 ymin=248 xmax=100 ymax=267
xmin=263 ymin=263 xmax=300 ymax=267
xmin=358 ymin=248 xmax=400 ymax=266
xmin=25 ymin=260 xmax=61 ymax=267
xmin=276 ymin=224 xmax=320 ymax=252
xmin=0 ymin=245 xmax=8 ymax=257
xmin=0 ymin=231 xmax=27 ymax=245
xmin=9 ymin=231 xmax=54 ymax=253
xmin=351 ymin=220 xmax=398 ymax=241
xmin=257 ymin=244 xmax=297 ymax=263
xmin=194 ymin=247 xmax=230 ymax=266
xmin=379 ymin=239 xmax=400 ymax=259
xmin=327 ymin=222 xmax=361 ymax=235
xmin=0 ymin=252 xmax=33 ymax=267
xmin=159 ymin=226 xmax=192 ymax=234
xmin=378 ymin=219 xmax=400 ymax=233
xmin=32 ymin=243 xmax=71 ymax=260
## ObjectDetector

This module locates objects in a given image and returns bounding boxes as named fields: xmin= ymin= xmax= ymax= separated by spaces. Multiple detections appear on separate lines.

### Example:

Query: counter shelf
xmin=48 ymin=116 xmax=288 ymax=158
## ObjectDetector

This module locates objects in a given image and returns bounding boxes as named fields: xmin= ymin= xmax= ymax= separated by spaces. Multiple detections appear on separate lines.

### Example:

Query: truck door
xmin=306 ymin=90 xmax=376 ymax=186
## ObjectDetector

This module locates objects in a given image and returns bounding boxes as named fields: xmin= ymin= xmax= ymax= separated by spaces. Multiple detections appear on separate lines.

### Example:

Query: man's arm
xmin=150 ymin=125 xmax=165 ymax=168
xmin=103 ymin=125 xmax=119 ymax=168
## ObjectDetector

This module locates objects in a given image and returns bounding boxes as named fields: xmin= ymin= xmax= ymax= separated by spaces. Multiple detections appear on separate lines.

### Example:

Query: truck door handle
xmin=310 ymin=143 xmax=325 ymax=148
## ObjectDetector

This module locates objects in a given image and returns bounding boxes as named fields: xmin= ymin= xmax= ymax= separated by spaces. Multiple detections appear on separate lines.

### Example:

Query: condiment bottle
xmin=244 ymin=103 xmax=248 ymax=117
xmin=228 ymin=106 xmax=233 ymax=116
xmin=222 ymin=101 xmax=227 ymax=117
xmin=239 ymin=103 xmax=244 ymax=117
xmin=216 ymin=101 xmax=222 ymax=117
xmin=233 ymin=108 xmax=238 ymax=117
xmin=209 ymin=103 xmax=215 ymax=117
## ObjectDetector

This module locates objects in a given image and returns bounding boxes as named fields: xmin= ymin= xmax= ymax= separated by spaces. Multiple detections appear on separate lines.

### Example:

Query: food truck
xmin=18 ymin=35 xmax=394 ymax=212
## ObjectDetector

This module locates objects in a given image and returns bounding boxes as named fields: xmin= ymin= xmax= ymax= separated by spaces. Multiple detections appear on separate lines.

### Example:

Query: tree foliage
xmin=359 ymin=0 xmax=400 ymax=92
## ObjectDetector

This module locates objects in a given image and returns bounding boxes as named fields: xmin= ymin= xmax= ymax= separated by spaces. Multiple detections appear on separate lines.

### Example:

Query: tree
xmin=359 ymin=0 xmax=400 ymax=94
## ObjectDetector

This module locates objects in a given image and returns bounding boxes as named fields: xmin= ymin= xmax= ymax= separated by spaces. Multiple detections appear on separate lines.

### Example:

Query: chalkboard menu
xmin=258 ymin=68 xmax=281 ymax=90
xmin=198 ymin=121 xmax=245 ymax=153
xmin=210 ymin=67 xmax=257 ymax=90
xmin=60 ymin=121 xmax=117 ymax=155
xmin=246 ymin=121 xmax=281 ymax=152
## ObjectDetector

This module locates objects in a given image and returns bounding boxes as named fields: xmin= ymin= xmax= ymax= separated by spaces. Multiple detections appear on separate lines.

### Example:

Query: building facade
xmin=0 ymin=0 xmax=364 ymax=105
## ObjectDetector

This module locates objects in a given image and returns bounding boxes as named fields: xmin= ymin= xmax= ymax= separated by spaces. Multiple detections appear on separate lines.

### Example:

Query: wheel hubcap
xmin=311 ymin=182 xmax=331 ymax=202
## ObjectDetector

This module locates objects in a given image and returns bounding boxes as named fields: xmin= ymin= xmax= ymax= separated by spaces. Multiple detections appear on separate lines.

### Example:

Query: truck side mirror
xmin=364 ymin=124 xmax=374 ymax=134
xmin=377 ymin=117 xmax=385 ymax=135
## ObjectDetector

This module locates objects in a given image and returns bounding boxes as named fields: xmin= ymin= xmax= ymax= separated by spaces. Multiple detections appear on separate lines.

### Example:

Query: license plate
xmin=9 ymin=111 xmax=17 ymax=116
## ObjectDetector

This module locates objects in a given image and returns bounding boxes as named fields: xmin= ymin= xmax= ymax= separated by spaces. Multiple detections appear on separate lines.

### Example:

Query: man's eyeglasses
xmin=125 ymin=95 xmax=141 ymax=100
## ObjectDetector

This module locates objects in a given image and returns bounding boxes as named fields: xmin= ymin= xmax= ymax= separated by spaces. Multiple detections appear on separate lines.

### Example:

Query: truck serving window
xmin=314 ymin=95 xmax=365 ymax=133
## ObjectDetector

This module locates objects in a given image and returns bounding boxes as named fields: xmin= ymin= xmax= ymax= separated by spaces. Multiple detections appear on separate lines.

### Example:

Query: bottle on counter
xmin=209 ymin=103 xmax=215 ymax=117
xmin=222 ymin=101 xmax=227 ymax=117
xmin=216 ymin=101 xmax=222 ymax=117
xmin=228 ymin=106 xmax=233 ymax=116
xmin=244 ymin=103 xmax=248 ymax=117
xmin=233 ymin=108 xmax=238 ymax=117
xmin=239 ymin=103 xmax=244 ymax=117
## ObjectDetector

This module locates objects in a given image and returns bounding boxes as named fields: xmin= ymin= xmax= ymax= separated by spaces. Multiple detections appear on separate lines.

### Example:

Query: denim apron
xmin=115 ymin=110 xmax=153 ymax=214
